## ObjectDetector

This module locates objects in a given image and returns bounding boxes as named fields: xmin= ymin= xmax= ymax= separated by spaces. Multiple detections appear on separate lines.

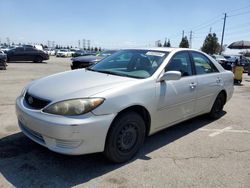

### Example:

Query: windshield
xmin=60 ymin=49 xmax=67 ymax=52
xmin=89 ymin=50 xmax=168 ymax=79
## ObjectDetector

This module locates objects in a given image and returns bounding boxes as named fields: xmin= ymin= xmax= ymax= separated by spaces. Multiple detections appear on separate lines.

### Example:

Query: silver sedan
xmin=16 ymin=48 xmax=234 ymax=163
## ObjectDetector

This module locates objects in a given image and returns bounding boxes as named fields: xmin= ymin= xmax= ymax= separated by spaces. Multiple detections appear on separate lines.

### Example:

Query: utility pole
xmin=220 ymin=13 xmax=227 ymax=55
xmin=155 ymin=40 xmax=161 ymax=47
xmin=82 ymin=39 xmax=86 ymax=49
xmin=78 ymin=40 xmax=81 ymax=49
xmin=47 ymin=40 xmax=51 ymax=48
xmin=189 ymin=31 xmax=192 ymax=48
xmin=209 ymin=27 xmax=212 ymax=33
xmin=6 ymin=37 xmax=10 ymax=46
xmin=87 ymin=40 xmax=90 ymax=50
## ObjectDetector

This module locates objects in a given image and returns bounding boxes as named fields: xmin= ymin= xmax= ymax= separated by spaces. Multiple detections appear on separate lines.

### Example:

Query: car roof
xmin=122 ymin=47 xmax=203 ymax=54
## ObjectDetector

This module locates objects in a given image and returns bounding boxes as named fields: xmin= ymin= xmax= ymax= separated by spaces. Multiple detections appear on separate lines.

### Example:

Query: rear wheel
xmin=209 ymin=92 xmax=225 ymax=119
xmin=104 ymin=112 xmax=146 ymax=163
xmin=34 ymin=56 xmax=43 ymax=63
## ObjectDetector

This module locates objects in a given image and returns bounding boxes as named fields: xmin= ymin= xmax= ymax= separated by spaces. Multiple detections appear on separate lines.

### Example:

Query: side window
xmin=25 ymin=47 xmax=36 ymax=52
xmin=191 ymin=52 xmax=219 ymax=75
xmin=165 ymin=52 xmax=193 ymax=77
xmin=15 ymin=47 xmax=24 ymax=52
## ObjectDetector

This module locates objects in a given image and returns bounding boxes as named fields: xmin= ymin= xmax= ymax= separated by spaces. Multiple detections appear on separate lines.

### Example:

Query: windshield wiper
xmin=86 ymin=69 xmax=144 ymax=79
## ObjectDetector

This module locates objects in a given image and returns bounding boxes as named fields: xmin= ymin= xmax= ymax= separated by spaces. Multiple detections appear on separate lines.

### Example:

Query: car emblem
xmin=28 ymin=96 xmax=33 ymax=104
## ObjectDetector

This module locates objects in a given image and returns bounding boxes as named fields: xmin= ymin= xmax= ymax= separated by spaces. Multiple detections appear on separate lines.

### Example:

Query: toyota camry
xmin=16 ymin=48 xmax=234 ymax=163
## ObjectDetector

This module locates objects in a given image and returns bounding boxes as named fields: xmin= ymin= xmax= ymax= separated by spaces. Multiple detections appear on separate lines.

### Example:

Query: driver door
xmin=154 ymin=51 xmax=197 ymax=130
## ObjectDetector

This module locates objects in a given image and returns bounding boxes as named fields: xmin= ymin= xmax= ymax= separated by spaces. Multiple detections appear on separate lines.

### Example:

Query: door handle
xmin=189 ymin=82 xmax=197 ymax=89
xmin=216 ymin=77 xmax=222 ymax=83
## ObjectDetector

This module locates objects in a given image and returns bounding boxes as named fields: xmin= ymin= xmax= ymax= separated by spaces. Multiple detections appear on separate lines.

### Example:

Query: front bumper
xmin=16 ymin=96 xmax=115 ymax=155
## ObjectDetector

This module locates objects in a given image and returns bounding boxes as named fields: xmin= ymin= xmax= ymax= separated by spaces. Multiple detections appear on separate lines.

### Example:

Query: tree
xmin=163 ymin=40 xmax=167 ymax=47
xmin=201 ymin=33 xmax=220 ymax=54
xmin=99 ymin=47 xmax=102 ymax=51
xmin=166 ymin=39 xmax=171 ymax=47
xmin=179 ymin=36 xmax=189 ymax=48
xmin=158 ymin=42 xmax=162 ymax=47
xmin=94 ymin=47 xmax=98 ymax=51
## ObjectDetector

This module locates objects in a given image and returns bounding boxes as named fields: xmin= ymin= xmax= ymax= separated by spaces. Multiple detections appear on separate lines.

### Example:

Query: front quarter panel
xmin=91 ymin=79 xmax=156 ymax=117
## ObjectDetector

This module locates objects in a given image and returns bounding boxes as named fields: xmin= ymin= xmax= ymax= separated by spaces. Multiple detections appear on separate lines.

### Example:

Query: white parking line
xmin=198 ymin=126 xmax=250 ymax=137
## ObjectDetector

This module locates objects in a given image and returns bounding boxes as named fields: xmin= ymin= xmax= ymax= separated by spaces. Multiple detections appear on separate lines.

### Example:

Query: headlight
xmin=43 ymin=98 xmax=104 ymax=116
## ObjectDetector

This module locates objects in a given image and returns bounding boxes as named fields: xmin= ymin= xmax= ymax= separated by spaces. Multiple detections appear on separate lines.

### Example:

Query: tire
xmin=209 ymin=92 xmax=225 ymax=119
xmin=34 ymin=56 xmax=43 ymax=63
xmin=104 ymin=112 xmax=146 ymax=163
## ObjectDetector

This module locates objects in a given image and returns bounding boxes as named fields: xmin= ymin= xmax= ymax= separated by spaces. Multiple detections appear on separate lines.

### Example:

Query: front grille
xmin=19 ymin=121 xmax=45 ymax=144
xmin=55 ymin=139 xmax=82 ymax=149
xmin=24 ymin=92 xmax=50 ymax=109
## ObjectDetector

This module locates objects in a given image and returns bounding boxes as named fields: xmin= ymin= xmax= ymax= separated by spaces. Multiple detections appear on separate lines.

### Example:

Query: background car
xmin=6 ymin=46 xmax=49 ymax=62
xmin=225 ymin=55 xmax=250 ymax=72
xmin=0 ymin=50 xmax=7 ymax=70
xmin=44 ymin=48 xmax=56 ymax=56
xmin=72 ymin=50 xmax=96 ymax=57
xmin=56 ymin=49 xmax=71 ymax=57
xmin=0 ymin=46 xmax=13 ymax=53
xmin=16 ymin=48 xmax=233 ymax=163
xmin=211 ymin=54 xmax=230 ymax=70
xmin=68 ymin=49 xmax=77 ymax=57
xmin=71 ymin=50 xmax=117 ymax=69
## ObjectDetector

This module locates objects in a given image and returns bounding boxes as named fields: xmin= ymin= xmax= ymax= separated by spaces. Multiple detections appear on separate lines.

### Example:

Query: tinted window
xmin=191 ymin=52 xmax=218 ymax=75
xmin=15 ymin=47 xmax=24 ymax=52
xmin=25 ymin=47 xmax=37 ymax=52
xmin=165 ymin=52 xmax=193 ymax=77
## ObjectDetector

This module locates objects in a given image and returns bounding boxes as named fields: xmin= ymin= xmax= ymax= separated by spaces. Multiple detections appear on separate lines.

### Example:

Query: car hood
xmin=72 ymin=55 xmax=103 ymax=62
xmin=27 ymin=69 xmax=135 ymax=101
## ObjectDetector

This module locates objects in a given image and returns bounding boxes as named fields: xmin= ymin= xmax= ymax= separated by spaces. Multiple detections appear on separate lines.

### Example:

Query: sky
xmin=0 ymin=0 xmax=250 ymax=53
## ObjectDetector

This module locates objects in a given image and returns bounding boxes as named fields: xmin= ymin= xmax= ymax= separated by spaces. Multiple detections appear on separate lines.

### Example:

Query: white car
xmin=56 ymin=49 xmax=70 ymax=57
xmin=16 ymin=48 xmax=234 ymax=163
xmin=47 ymin=49 xmax=55 ymax=56
xmin=212 ymin=54 xmax=227 ymax=63
xmin=68 ymin=49 xmax=77 ymax=57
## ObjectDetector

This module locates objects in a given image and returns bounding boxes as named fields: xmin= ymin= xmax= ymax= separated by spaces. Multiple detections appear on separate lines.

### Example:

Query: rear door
xmin=190 ymin=51 xmax=223 ymax=114
xmin=24 ymin=47 xmax=38 ymax=61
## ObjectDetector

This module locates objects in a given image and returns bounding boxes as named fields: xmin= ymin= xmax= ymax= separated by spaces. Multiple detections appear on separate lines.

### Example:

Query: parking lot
xmin=0 ymin=56 xmax=249 ymax=188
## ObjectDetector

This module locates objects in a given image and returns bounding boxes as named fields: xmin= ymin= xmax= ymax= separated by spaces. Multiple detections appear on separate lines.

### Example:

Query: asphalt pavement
xmin=0 ymin=56 xmax=249 ymax=188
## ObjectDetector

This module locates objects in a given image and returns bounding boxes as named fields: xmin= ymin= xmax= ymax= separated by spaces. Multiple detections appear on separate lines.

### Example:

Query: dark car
xmin=225 ymin=55 xmax=250 ymax=72
xmin=6 ymin=46 xmax=49 ymax=63
xmin=72 ymin=50 xmax=96 ymax=57
xmin=71 ymin=50 xmax=117 ymax=70
xmin=0 ymin=50 xmax=7 ymax=70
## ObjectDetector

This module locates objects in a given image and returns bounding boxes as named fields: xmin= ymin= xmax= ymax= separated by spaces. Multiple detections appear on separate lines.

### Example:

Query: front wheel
xmin=34 ymin=56 xmax=43 ymax=63
xmin=104 ymin=112 xmax=146 ymax=163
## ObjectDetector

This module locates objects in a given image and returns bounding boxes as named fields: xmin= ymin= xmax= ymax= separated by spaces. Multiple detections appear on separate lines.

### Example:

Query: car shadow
xmin=0 ymin=113 xmax=225 ymax=187
xmin=8 ymin=61 xmax=48 ymax=64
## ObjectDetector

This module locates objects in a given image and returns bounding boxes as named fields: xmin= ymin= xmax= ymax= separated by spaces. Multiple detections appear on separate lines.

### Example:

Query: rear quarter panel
xmin=221 ymin=70 xmax=234 ymax=102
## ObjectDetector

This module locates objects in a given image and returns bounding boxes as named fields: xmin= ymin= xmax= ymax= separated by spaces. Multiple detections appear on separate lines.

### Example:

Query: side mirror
xmin=158 ymin=71 xmax=181 ymax=82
